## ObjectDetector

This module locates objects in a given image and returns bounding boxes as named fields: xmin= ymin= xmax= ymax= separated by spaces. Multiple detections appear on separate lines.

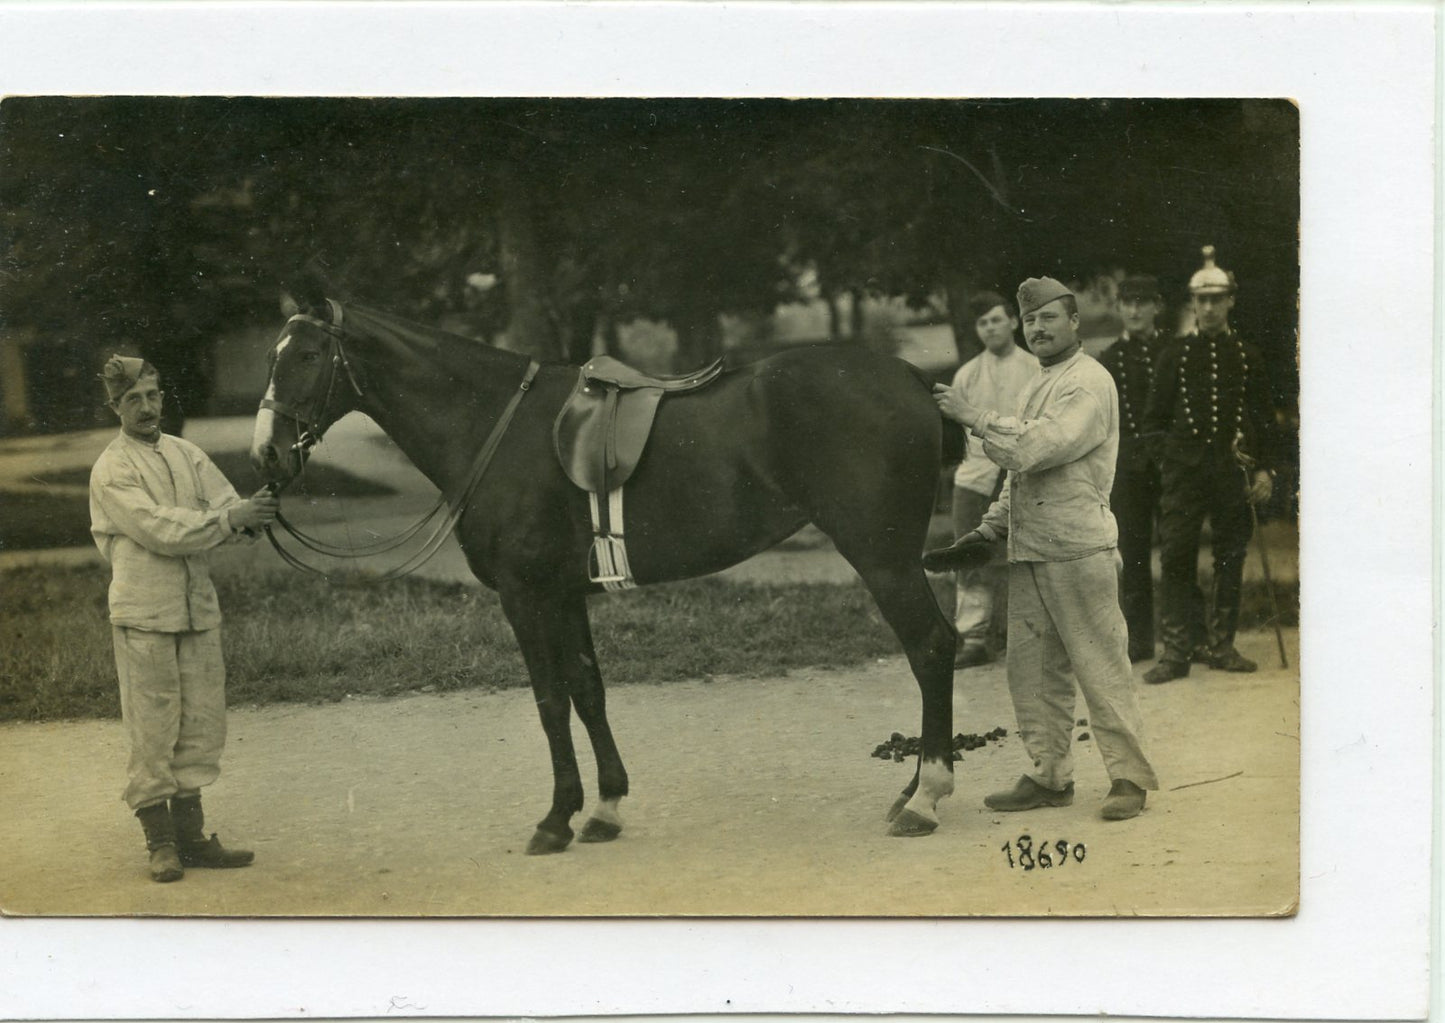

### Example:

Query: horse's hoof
xmin=525 ymin=828 xmax=574 ymax=855
xmin=884 ymin=795 xmax=909 ymax=823
xmin=577 ymin=818 xmax=622 ymax=843
xmin=887 ymin=808 xmax=938 ymax=838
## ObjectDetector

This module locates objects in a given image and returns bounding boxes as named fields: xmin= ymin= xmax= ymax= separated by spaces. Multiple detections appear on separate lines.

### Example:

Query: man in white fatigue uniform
xmin=924 ymin=278 xmax=1158 ymax=821
xmin=944 ymin=291 xmax=1038 ymax=668
xmin=90 ymin=355 xmax=279 ymax=881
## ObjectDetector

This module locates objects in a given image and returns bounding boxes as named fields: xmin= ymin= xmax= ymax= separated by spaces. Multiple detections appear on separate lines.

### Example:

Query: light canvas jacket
xmin=948 ymin=344 xmax=1039 ymax=495
xmin=972 ymin=350 xmax=1121 ymax=562
xmin=89 ymin=431 xmax=251 ymax=632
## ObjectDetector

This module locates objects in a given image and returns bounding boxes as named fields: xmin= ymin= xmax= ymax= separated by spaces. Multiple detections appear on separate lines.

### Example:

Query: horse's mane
xmin=340 ymin=302 xmax=503 ymax=361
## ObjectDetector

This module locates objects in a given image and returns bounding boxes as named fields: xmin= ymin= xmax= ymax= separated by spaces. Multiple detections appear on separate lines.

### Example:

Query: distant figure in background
xmin=943 ymin=291 xmax=1038 ymax=668
xmin=89 ymin=355 xmax=277 ymax=882
xmin=927 ymin=277 xmax=1157 ymax=821
xmin=1097 ymin=274 xmax=1169 ymax=663
xmin=1141 ymin=247 xmax=1280 ymax=684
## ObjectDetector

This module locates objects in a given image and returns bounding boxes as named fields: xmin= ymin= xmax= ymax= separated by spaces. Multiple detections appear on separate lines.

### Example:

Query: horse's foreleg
xmin=568 ymin=615 xmax=630 ymax=844
xmin=500 ymin=586 xmax=590 ymax=855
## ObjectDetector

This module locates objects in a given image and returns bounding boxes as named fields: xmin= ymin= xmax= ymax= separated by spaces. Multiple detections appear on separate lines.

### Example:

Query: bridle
xmin=259 ymin=299 xmax=365 ymax=458
xmin=258 ymin=299 xmax=540 ymax=579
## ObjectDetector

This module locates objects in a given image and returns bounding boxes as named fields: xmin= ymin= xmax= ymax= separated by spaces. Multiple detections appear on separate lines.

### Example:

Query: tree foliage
xmin=1 ymin=97 xmax=1298 ymax=430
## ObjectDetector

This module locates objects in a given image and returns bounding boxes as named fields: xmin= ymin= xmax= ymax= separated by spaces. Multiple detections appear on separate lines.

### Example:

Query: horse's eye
xmin=301 ymin=351 xmax=322 ymax=364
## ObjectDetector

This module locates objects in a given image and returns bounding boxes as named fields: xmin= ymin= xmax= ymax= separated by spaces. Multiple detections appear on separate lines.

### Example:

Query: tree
xmin=2 ymin=97 xmax=1299 ymax=432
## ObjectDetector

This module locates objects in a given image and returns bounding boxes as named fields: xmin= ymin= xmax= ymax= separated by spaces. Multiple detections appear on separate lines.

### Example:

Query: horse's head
xmin=250 ymin=296 xmax=364 ymax=486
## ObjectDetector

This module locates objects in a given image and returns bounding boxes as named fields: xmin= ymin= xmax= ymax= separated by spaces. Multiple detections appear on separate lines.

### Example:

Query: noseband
xmin=259 ymin=299 xmax=365 ymax=451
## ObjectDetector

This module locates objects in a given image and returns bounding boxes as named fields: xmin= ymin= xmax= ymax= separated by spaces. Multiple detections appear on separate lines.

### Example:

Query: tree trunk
xmin=940 ymin=267 xmax=981 ymax=365
xmin=597 ymin=314 xmax=620 ymax=359
xmin=492 ymin=160 xmax=561 ymax=362
xmin=826 ymin=291 xmax=841 ymax=342
xmin=559 ymin=298 xmax=600 ymax=365
xmin=848 ymin=286 xmax=865 ymax=343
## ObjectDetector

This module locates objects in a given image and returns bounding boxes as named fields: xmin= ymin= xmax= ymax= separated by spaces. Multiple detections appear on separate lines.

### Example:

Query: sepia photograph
xmin=0 ymin=3 xmax=1435 ymax=1021
xmin=0 ymin=93 xmax=1303 ymax=918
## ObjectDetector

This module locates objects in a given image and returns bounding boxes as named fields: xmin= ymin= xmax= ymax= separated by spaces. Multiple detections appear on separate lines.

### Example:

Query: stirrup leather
xmin=588 ymin=488 xmax=636 ymax=591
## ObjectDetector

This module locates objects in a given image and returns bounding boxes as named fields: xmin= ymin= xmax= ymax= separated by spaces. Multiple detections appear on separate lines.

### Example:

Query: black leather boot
xmin=170 ymin=794 xmax=254 ymax=869
xmin=135 ymin=802 xmax=184 ymax=883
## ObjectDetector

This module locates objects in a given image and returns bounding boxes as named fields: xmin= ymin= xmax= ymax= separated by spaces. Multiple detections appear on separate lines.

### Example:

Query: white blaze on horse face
xmin=251 ymin=406 xmax=278 ymax=464
xmin=902 ymin=757 xmax=955 ymax=822
xmin=250 ymin=335 xmax=290 ymax=467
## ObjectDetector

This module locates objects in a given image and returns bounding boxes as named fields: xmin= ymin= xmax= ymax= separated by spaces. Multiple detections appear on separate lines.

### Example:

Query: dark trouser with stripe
xmin=1157 ymin=452 xmax=1254 ymax=663
xmin=1110 ymin=460 xmax=1161 ymax=659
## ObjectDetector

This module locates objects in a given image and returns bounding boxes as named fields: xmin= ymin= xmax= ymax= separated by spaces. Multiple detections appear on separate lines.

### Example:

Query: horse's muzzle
xmin=250 ymin=409 xmax=306 ymax=484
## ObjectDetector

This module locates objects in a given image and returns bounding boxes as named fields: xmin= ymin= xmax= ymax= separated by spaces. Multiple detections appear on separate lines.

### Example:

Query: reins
xmin=261 ymin=305 xmax=540 ymax=579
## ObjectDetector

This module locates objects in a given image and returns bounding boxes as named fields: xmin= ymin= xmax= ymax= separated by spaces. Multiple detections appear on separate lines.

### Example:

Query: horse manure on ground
xmin=872 ymin=727 xmax=1009 ymax=763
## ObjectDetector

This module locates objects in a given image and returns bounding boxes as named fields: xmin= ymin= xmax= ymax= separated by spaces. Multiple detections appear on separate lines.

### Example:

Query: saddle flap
xmin=553 ymin=373 xmax=667 ymax=493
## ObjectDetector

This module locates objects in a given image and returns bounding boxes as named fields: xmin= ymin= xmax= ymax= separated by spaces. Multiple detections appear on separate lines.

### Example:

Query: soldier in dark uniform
xmin=1097 ymin=275 xmax=1168 ymax=663
xmin=1142 ymin=247 xmax=1278 ymax=684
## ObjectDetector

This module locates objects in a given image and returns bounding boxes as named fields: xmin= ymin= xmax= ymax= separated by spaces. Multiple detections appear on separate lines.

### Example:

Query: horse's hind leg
xmin=568 ymin=612 xmax=630 ymax=843
xmin=500 ymin=585 xmax=626 ymax=854
xmin=847 ymin=559 xmax=957 ymax=835
xmin=803 ymin=472 xmax=955 ymax=833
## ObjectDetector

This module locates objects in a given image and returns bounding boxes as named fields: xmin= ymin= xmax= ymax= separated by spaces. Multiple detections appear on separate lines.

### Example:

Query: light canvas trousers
xmin=1005 ymin=553 xmax=1159 ymax=792
xmin=112 ymin=626 xmax=226 ymax=810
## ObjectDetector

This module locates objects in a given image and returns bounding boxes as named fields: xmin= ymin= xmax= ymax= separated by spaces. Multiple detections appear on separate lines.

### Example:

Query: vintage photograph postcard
xmin=0 ymin=93 xmax=1301 ymax=918
xmin=0 ymin=3 xmax=1434 ymax=1022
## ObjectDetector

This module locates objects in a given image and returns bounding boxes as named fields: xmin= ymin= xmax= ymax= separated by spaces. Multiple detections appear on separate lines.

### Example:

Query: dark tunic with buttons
xmin=1141 ymin=327 xmax=1279 ymax=660
xmin=1097 ymin=330 xmax=1167 ymax=657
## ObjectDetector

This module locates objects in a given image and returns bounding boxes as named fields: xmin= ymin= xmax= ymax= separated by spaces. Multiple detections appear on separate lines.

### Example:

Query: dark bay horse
xmin=250 ymin=298 xmax=956 ymax=853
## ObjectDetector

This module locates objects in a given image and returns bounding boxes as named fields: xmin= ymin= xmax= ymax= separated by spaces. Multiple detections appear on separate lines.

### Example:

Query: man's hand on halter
xmin=231 ymin=488 xmax=281 ymax=533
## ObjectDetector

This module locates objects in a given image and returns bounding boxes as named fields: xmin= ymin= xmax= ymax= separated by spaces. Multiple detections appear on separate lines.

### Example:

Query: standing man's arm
xmin=1140 ymin=341 xmax=1178 ymax=436
xmin=191 ymin=451 xmax=274 ymax=542
xmin=1139 ymin=340 xmax=1181 ymax=451
xmin=976 ymin=476 xmax=1011 ymax=541
xmin=1243 ymin=345 xmax=1282 ymax=471
xmin=972 ymin=383 xmax=1111 ymax=473
xmin=92 ymin=466 xmax=276 ymax=556
xmin=1240 ymin=343 xmax=1282 ymax=503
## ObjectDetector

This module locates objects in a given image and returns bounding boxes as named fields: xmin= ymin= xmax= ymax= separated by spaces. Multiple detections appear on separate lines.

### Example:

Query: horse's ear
xmin=279 ymin=285 xmax=329 ymax=320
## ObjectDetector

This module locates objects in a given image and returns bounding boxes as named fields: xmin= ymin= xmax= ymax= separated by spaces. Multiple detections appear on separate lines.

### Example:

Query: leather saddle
xmin=553 ymin=355 xmax=724 ymax=494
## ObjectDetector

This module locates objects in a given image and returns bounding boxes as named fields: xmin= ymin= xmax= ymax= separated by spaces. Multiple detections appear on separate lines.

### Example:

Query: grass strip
xmin=0 ymin=564 xmax=907 ymax=723
xmin=1 ymin=559 xmax=1297 ymax=725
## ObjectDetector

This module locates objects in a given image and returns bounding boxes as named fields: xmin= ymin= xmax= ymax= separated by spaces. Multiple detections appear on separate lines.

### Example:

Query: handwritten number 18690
xmin=1001 ymin=835 xmax=1086 ymax=870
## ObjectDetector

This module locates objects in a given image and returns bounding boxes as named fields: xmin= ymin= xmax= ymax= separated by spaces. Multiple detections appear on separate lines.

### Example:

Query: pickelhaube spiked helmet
xmin=1188 ymin=245 xmax=1236 ymax=295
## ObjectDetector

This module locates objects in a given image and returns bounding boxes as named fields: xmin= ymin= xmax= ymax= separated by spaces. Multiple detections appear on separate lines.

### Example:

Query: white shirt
xmin=89 ymin=431 xmax=252 ymax=631
xmin=949 ymin=343 xmax=1040 ymax=495
xmin=973 ymin=351 xmax=1121 ymax=562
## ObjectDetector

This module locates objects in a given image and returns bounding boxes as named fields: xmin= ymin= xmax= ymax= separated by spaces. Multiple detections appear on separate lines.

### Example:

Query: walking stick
xmin=1233 ymin=438 xmax=1289 ymax=668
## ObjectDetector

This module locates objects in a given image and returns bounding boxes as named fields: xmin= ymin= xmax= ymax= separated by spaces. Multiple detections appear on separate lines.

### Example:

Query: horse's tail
xmin=898 ymin=359 xmax=966 ymax=465
xmin=901 ymin=359 xmax=937 ymax=392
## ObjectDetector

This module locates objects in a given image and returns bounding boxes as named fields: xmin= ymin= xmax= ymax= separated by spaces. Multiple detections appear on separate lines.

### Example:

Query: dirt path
xmin=0 ymin=627 xmax=1297 ymax=918
xmin=0 ymin=414 xmax=1300 ymax=918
